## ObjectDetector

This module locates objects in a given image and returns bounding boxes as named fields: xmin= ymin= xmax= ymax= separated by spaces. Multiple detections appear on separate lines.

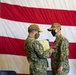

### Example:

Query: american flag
xmin=0 ymin=0 xmax=76 ymax=75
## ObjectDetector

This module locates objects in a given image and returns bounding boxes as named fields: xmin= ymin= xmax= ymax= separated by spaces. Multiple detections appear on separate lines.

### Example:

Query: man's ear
xmin=57 ymin=27 xmax=61 ymax=31
xmin=31 ymin=30 xmax=35 ymax=34
xmin=33 ymin=30 xmax=37 ymax=35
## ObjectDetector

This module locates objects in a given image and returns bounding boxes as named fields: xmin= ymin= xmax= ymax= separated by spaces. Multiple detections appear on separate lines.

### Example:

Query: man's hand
xmin=58 ymin=66 xmax=63 ymax=73
xmin=50 ymin=47 xmax=55 ymax=53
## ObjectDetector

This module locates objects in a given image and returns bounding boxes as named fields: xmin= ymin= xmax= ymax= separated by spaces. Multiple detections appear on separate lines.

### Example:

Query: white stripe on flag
xmin=0 ymin=54 xmax=29 ymax=74
xmin=1 ymin=18 xmax=76 ymax=43
xmin=1 ymin=0 xmax=76 ymax=10
xmin=0 ymin=54 xmax=76 ymax=75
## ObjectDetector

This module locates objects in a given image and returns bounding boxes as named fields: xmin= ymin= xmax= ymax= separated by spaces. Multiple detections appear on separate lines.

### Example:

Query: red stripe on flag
xmin=1 ymin=3 xmax=76 ymax=26
xmin=0 ymin=36 xmax=76 ymax=59
xmin=0 ymin=36 xmax=26 ymax=56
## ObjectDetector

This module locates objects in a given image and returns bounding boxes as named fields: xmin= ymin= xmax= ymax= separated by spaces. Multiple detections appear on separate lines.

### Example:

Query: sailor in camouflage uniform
xmin=47 ymin=23 xmax=70 ymax=75
xmin=24 ymin=24 xmax=53 ymax=75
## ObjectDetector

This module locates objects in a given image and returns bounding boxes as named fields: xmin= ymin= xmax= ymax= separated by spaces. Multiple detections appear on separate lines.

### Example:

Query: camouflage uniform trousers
xmin=29 ymin=62 xmax=47 ymax=75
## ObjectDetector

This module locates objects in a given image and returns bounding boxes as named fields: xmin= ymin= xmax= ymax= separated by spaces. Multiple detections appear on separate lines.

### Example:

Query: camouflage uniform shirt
xmin=51 ymin=35 xmax=70 ymax=75
xmin=24 ymin=36 xmax=52 ymax=75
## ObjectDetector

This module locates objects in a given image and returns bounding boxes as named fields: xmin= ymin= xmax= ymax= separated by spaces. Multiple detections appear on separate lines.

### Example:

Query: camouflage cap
xmin=28 ymin=24 xmax=42 ymax=32
xmin=47 ymin=23 xmax=61 ymax=31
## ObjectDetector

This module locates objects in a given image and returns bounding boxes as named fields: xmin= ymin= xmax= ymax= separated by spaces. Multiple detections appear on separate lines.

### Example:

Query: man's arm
xmin=32 ymin=40 xmax=52 ymax=58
